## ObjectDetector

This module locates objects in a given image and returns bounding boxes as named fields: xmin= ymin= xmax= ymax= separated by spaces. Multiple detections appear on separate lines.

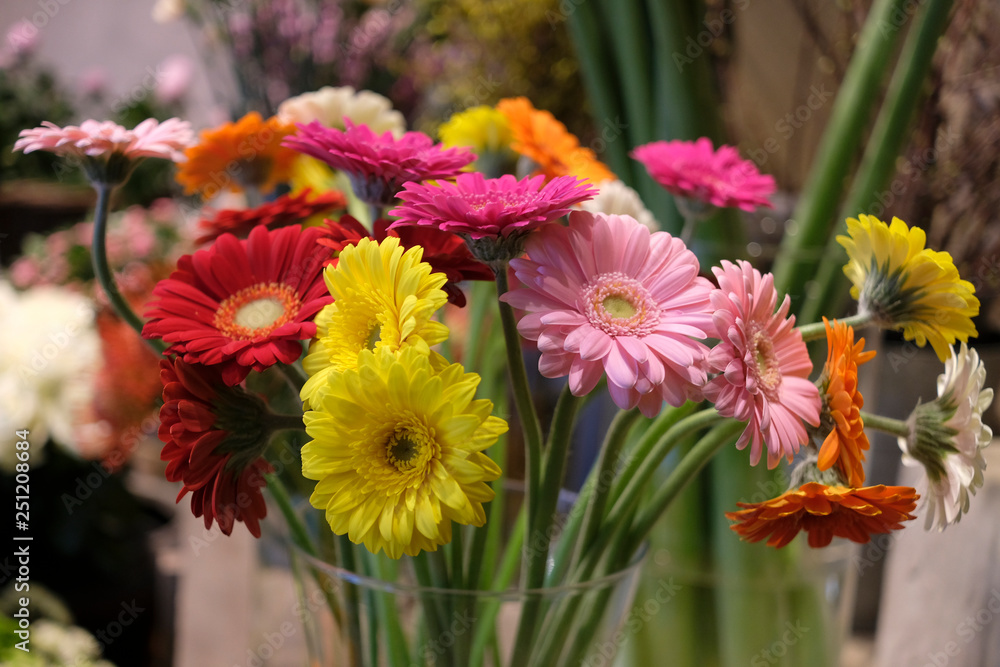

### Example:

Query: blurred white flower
xmin=0 ymin=281 xmax=101 ymax=470
xmin=580 ymin=179 xmax=659 ymax=231
xmin=277 ymin=85 xmax=405 ymax=137
xmin=899 ymin=343 xmax=994 ymax=530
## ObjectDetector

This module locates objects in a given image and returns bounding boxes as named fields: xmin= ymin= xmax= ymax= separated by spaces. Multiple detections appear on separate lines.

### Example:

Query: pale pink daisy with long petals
xmin=14 ymin=118 xmax=194 ymax=162
xmin=282 ymin=120 xmax=475 ymax=207
xmin=389 ymin=172 xmax=597 ymax=239
xmin=632 ymin=138 xmax=775 ymax=211
xmin=702 ymin=260 xmax=821 ymax=468
xmin=501 ymin=211 xmax=714 ymax=417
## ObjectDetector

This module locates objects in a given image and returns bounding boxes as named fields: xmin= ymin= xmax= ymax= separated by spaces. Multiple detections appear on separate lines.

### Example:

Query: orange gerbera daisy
xmin=817 ymin=318 xmax=877 ymax=486
xmin=496 ymin=97 xmax=614 ymax=185
xmin=176 ymin=112 xmax=297 ymax=197
xmin=726 ymin=482 xmax=919 ymax=548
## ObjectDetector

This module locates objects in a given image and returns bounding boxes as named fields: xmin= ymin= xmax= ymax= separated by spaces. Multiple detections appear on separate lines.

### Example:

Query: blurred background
xmin=1 ymin=0 xmax=999 ymax=665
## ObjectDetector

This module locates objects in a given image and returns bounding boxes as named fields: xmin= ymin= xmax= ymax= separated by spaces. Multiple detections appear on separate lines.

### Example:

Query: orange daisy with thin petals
xmin=496 ymin=97 xmax=614 ymax=185
xmin=726 ymin=482 xmax=919 ymax=548
xmin=817 ymin=318 xmax=877 ymax=486
xmin=176 ymin=112 xmax=297 ymax=197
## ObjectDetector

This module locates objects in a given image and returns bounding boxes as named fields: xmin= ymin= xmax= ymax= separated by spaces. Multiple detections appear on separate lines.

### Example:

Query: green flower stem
xmin=91 ymin=182 xmax=166 ymax=353
xmin=771 ymin=0 xmax=913 ymax=308
xmin=545 ymin=401 xmax=696 ymax=587
xmin=493 ymin=269 xmax=545 ymax=543
xmin=796 ymin=311 xmax=874 ymax=342
xmin=372 ymin=556 xmax=411 ymax=667
xmin=799 ymin=0 xmax=957 ymax=325
xmin=468 ymin=509 xmax=525 ymax=667
xmin=628 ymin=420 xmax=745 ymax=550
xmin=601 ymin=408 xmax=724 ymax=545
xmin=566 ymin=407 xmax=642 ymax=573
xmin=509 ymin=385 xmax=583 ymax=666
xmin=412 ymin=552 xmax=451 ymax=667
xmin=265 ymin=473 xmax=316 ymax=558
xmin=261 ymin=412 xmax=306 ymax=433
xmin=337 ymin=537 xmax=366 ymax=667
xmin=861 ymin=411 xmax=911 ymax=439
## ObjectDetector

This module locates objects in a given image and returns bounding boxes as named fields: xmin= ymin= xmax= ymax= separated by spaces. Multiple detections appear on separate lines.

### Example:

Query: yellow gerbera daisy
xmin=439 ymin=105 xmax=514 ymax=156
xmin=300 ymin=236 xmax=449 ymax=406
xmin=175 ymin=112 xmax=297 ymax=198
xmin=838 ymin=215 xmax=979 ymax=361
xmin=302 ymin=346 xmax=506 ymax=558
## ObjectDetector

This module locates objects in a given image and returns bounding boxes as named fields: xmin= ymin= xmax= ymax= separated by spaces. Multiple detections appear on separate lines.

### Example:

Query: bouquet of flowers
xmin=12 ymin=83 xmax=991 ymax=666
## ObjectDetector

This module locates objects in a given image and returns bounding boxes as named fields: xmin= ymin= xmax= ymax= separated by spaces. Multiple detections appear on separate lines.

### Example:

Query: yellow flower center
xmin=602 ymin=294 xmax=637 ymax=319
xmin=215 ymin=282 xmax=300 ymax=340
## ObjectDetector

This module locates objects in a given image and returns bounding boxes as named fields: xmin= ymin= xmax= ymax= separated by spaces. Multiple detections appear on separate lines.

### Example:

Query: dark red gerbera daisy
xmin=158 ymin=357 xmax=276 ymax=537
xmin=196 ymin=188 xmax=347 ymax=245
xmin=319 ymin=215 xmax=494 ymax=307
xmin=143 ymin=225 xmax=333 ymax=385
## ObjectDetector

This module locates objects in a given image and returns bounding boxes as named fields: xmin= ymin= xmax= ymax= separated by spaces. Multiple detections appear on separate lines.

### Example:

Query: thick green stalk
xmin=373 ymin=556 xmax=411 ymax=667
xmin=771 ymin=0 xmax=912 ymax=307
xmin=800 ymin=0 xmax=957 ymax=325
xmin=468 ymin=510 xmax=526 ymax=667
xmin=265 ymin=474 xmax=316 ymax=557
xmin=412 ymin=552 xmax=451 ymax=667
xmin=337 ymin=535 xmax=365 ymax=667
xmin=90 ymin=182 xmax=165 ymax=353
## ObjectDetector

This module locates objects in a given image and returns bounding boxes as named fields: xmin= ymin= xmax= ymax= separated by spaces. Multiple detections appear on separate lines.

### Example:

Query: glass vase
xmin=263 ymin=489 xmax=646 ymax=667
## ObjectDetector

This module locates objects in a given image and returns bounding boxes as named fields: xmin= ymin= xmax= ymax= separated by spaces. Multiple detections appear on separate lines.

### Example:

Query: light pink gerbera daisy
xmin=702 ymin=260 xmax=821 ymax=468
xmin=14 ymin=118 xmax=194 ymax=162
xmin=389 ymin=173 xmax=597 ymax=239
xmin=501 ymin=211 xmax=714 ymax=417
xmin=282 ymin=120 xmax=475 ymax=207
xmin=632 ymin=138 xmax=775 ymax=211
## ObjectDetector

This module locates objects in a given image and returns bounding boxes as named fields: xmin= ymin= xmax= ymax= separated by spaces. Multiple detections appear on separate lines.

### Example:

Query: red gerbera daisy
xmin=158 ymin=357 xmax=277 ymax=537
xmin=196 ymin=188 xmax=347 ymax=245
xmin=319 ymin=216 xmax=494 ymax=307
xmin=143 ymin=225 xmax=333 ymax=385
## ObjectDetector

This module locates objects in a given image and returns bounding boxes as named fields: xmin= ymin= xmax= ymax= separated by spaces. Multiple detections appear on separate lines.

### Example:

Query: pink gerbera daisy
xmin=282 ymin=120 xmax=475 ymax=207
xmin=15 ymin=118 xmax=194 ymax=161
xmin=702 ymin=260 xmax=821 ymax=467
xmin=389 ymin=172 xmax=597 ymax=240
xmin=143 ymin=225 xmax=333 ymax=385
xmin=501 ymin=211 xmax=714 ymax=417
xmin=632 ymin=138 xmax=775 ymax=211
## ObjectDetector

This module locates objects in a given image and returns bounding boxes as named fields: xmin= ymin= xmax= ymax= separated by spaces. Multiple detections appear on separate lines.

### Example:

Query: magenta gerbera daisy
xmin=282 ymin=120 xmax=476 ymax=207
xmin=702 ymin=260 xmax=821 ymax=468
xmin=632 ymin=138 xmax=775 ymax=212
xmin=501 ymin=211 xmax=714 ymax=417
xmin=143 ymin=225 xmax=333 ymax=385
xmin=389 ymin=172 xmax=597 ymax=240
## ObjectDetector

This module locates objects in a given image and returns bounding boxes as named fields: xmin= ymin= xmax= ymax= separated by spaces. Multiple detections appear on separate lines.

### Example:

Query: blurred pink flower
xmin=9 ymin=258 xmax=41 ymax=288
xmin=502 ymin=211 xmax=714 ymax=417
xmin=155 ymin=54 xmax=194 ymax=105
xmin=390 ymin=173 xmax=597 ymax=240
xmin=14 ymin=118 xmax=194 ymax=162
xmin=5 ymin=20 xmax=38 ymax=58
xmin=632 ymin=138 xmax=775 ymax=212
xmin=702 ymin=260 xmax=820 ymax=468
xmin=79 ymin=67 xmax=109 ymax=97
xmin=282 ymin=120 xmax=474 ymax=206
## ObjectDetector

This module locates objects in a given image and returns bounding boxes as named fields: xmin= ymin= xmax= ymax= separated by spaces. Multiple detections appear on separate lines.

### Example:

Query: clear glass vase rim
xmin=288 ymin=539 xmax=649 ymax=600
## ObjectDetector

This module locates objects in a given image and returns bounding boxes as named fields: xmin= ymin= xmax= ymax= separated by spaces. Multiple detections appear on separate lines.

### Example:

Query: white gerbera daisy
xmin=899 ymin=343 xmax=994 ymax=530
xmin=277 ymin=86 xmax=405 ymax=137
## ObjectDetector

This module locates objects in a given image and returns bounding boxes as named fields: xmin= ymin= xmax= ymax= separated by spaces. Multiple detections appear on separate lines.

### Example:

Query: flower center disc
xmin=581 ymin=272 xmax=659 ymax=337
xmin=215 ymin=282 xmax=301 ymax=340
xmin=386 ymin=429 xmax=429 ymax=473
xmin=750 ymin=329 xmax=782 ymax=397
